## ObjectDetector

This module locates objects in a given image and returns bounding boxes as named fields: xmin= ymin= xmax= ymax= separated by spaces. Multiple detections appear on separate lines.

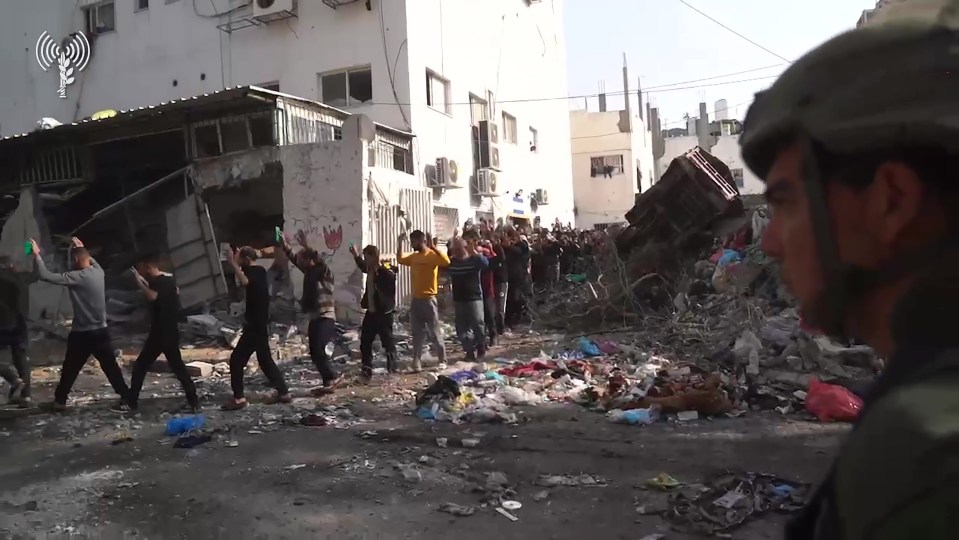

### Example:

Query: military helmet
xmin=741 ymin=0 xmax=959 ymax=179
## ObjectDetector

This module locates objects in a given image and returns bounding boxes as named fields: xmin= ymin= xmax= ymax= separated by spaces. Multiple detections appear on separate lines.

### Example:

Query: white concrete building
xmin=569 ymin=108 xmax=654 ymax=229
xmin=0 ymin=0 xmax=574 ymax=234
xmin=658 ymin=101 xmax=764 ymax=196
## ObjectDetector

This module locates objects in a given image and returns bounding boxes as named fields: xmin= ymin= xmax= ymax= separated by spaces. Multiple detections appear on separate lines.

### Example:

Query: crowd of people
xmin=0 ymin=220 xmax=611 ymax=413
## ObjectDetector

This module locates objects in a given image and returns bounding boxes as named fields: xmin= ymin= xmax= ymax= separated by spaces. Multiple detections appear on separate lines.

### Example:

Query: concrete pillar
xmin=697 ymin=102 xmax=710 ymax=150
xmin=598 ymin=93 xmax=607 ymax=112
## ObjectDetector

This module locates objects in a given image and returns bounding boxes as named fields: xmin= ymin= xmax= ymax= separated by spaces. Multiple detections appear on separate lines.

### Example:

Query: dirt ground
xmin=0 ymin=335 xmax=846 ymax=540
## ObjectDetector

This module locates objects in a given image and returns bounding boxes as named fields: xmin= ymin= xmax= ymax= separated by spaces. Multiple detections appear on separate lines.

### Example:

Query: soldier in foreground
xmin=739 ymin=4 xmax=959 ymax=537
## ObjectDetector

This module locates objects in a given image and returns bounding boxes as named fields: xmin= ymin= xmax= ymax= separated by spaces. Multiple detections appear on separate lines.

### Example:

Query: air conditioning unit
xmin=434 ymin=157 xmax=461 ymax=188
xmin=479 ymin=121 xmax=499 ymax=144
xmin=478 ymin=121 xmax=501 ymax=171
xmin=254 ymin=0 xmax=295 ymax=18
xmin=534 ymin=188 xmax=550 ymax=205
xmin=476 ymin=168 xmax=499 ymax=196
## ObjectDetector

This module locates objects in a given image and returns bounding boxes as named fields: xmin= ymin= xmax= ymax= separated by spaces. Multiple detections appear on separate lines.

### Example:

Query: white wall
xmin=281 ymin=142 xmax=365 ymax=322
xmin=569 ymin=109 xmax=653 ymax=229
xmin=0 ymin=0 xmax=574 ymax=230
xmin=404 ymin=0 xmax=574 ymax=226
xmin=0 ymin=0 xmax=411 ymax=132
xmin=660 ymin=134 xmax=764 ymax=195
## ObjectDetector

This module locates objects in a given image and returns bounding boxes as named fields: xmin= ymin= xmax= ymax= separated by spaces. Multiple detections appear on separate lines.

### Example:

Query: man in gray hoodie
xmin=29 ymin=237 xmax=130 ymax=412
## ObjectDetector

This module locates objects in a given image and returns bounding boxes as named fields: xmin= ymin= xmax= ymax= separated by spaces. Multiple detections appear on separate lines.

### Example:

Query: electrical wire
xmin=361 ymin=75 xmax=776 ymax=107
xmin=675 ymin=0 xmax=791 ymax=63
xmin=642 ymin=63 xmax=784 ymax=90
xmin=377 ymin=0 xmax=411 ymax=129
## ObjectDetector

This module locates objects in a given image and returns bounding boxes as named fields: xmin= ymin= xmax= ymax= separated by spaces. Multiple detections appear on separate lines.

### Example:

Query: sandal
xmin=221 ymin=398 xmax=248 ymax=411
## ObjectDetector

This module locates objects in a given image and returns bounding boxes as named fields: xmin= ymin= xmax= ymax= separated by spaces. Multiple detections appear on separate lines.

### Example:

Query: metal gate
xmin=370 ymin=186 xmax=431 ymax=306
xmin=165 ymin=194 xmax=228 ymax=309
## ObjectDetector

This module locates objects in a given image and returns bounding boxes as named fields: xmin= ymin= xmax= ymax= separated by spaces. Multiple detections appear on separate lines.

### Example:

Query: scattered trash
xmin=531 ymin=490 xmax=550 ymax=502
xmin=501 ymin=500 xmax=522 ymax=511
xmin=645 ymin=473 xmax=682 ymax=491
xmin=537 ymin=474 xmax=607 ymax=487
xmin=435 ymin=437 xmax=448 ymax=448
xmin=165 ymin=415 xmax=205 ymax=436
xmin=461 ymin=438 xmax=480 ymax=448
xmin=805 ymin=378 xmax=863 ymax=422
xmin=495 ymin=507 xmax=519 ymax=522
xmin=665 ymin=472 xmax=809 ymax=535
xmin=284 ymin=464 xmax=307 ymax=471
xmin=437 ymin=502 xmax=476 ymax=517
xmin=608 ymin=407 xmax=659 ymax=425
xmin=676 ymin=410 xmax=699 ymax=422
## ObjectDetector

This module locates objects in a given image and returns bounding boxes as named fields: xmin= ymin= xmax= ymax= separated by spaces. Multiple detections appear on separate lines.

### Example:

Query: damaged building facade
xmin=0 ymin=0 xmax=575 ymax=234
xmin=658 ymin=100 xmax=764 ymax=196
xmin=0 ymin=87 xmax=432 ymax=324
xmin=569 ymin=74 xmax=656 ymax=231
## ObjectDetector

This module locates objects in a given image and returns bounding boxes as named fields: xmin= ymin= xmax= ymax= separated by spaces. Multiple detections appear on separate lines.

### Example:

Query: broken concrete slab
xmin=186 ymin=361 xmax=215 ymax=378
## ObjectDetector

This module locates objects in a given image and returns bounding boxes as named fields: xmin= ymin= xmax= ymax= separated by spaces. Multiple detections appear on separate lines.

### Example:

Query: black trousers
xmin=308 ymin=317 xmax=338 ymax=384
xmin=0 ymin=315 xmax=30 ymax=398
xmin=505 ymin=278 xmax=530 ymax=329
xmin=229 ymin=327 xmax=288 ymax=399
xmin=129 ymin=331 xmax=198 ymax=409
xmin=483 ymin=293 xmax=497 ymax=342
xmin=55 ymin=328 xmax=129 ymax=405
xmin=360 ymin=311 xmax=397 ymax=375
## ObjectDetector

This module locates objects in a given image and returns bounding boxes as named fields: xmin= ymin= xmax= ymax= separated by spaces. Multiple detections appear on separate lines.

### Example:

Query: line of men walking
xmin=6 ymin=224 xmax=534 ymax=410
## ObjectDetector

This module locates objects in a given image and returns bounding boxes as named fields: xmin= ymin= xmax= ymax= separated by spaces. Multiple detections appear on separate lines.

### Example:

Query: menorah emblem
xmin=35 ymin=31 xmax=91 ymax=99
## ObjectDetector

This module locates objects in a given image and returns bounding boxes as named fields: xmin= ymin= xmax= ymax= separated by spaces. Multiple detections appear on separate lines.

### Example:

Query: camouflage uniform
xmin=739 ymin=2 xmax=959 ymax=538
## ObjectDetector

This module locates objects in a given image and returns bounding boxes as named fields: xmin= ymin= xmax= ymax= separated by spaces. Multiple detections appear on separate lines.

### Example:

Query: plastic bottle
xmin=165 ymin=415 xmax=206 ymax=436
xmin=608 ymin=406 xmax=660 ymax=426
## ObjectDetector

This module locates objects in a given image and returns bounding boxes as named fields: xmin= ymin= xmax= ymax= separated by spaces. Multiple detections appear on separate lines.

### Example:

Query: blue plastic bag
xmin=578 ymin=337 xmax=602 ymax=357
xmin=165 ymin=415 xmax=205 ymax=436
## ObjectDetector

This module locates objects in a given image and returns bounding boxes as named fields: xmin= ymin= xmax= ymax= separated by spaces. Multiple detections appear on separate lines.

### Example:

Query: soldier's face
xmin=762 ymin=143 xmax=928 ymax=333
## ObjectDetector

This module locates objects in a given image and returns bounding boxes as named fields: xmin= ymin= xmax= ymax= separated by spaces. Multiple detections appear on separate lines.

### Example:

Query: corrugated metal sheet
xmin=0 ymin=86 xmax=410 ymax=145
xmin=277 ymin=98 xmax=344 ymax=145
xmin=369 ymin=186 xmax=431 ymax=306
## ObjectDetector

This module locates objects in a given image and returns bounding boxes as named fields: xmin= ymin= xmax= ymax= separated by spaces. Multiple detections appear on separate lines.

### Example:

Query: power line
xmin=361 ymin=75 xmax=777 ymax=107
xmin=643 ymin=63 xmax=784 ymax=90
xmin=675 ymin=0 xmax=791 ymax=63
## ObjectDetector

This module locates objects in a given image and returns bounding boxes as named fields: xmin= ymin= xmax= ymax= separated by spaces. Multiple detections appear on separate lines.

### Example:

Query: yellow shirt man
xmin=397 ymin=247 xmax=450 ymax=298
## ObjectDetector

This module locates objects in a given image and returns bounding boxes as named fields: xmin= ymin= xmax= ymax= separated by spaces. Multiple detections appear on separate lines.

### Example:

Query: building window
xmin=426 ymin=71 xmax=451 ymax=115
xmin=590 ymin=155 xmax=624 ymax=177
xmin=731 ymin=168 xmax=745 ymax=188
xmin=319 ymin=67 xmax=373 ymax=108
xmin=135 ymin=0 xmax=149 ymax=11
xmin=85 ymin=1 xmax=117 ymax=34
xmin=469 ymin=94 xmax=488 ymax=126
xmin=529 ymin=127 xmax=539 ymax=152
xmin=502 ymin=112 xmax=517 ymax=144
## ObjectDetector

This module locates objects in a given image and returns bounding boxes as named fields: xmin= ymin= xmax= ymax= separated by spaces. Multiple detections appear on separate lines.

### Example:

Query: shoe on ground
xmin=110 ymin=401 xmax=133 ymax=413
xmin=181 ymin=402 xmax=201 ymax=414
xmin=267 ymin=393 xmax=293 ymax=404
xmin=221 ymin=398 xmax=248 ymax=411
xmin=436 ymin=362 xmax=448 ymax=370
xmin=38 ymin=401 xmax=66 ymax=413
xmin=7 ymin=381 xmax=23 ymax=404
